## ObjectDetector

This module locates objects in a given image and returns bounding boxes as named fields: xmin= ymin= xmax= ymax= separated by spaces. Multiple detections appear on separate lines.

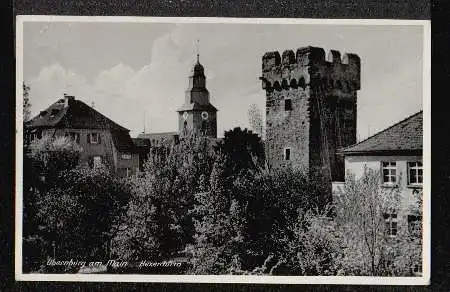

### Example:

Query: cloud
xmin=25 ymin=23 xmax=423 ymax=140
xmin=28 ymin=64 xmax=92 ymax=115
xmin=26 ymin=25 xmax=203 ymax=137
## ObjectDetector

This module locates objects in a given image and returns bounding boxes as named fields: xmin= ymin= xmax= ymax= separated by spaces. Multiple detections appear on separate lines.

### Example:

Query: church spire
xmin=176 ymin=38 xmax=218 ymax=138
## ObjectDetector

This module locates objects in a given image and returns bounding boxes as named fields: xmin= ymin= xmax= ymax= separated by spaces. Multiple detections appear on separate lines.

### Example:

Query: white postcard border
xmin=15 ymin=15 xmax=431 ymax=285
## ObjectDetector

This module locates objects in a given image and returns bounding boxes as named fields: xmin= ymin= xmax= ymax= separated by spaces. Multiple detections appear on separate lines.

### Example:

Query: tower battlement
xmin=261 ymin=46 xmax=360 ymax=93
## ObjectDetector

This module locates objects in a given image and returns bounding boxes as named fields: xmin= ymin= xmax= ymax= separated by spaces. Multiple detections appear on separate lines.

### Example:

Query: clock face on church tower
xmin=183 ymin=112 xmax=189 ymax=120
xmin=201 ymin=111 xmax=209 ymax=120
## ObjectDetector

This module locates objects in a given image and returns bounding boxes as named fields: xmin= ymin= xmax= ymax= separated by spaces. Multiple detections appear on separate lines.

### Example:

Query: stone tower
xmin=261 ymin=46 xmax=360 ymax=183
xmin=177 ymin=54 xmax=218 ymax=138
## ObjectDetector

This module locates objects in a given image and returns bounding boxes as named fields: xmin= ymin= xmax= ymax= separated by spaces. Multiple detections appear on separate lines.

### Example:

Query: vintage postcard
xmin=15 ymin=16 xmax=430 ymax=284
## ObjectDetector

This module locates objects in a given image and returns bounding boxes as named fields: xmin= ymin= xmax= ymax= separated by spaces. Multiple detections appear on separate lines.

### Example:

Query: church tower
xmin=177 ymin=53 xmax=218 ymax=138
xmin=261 ymin=46 xmax=360 ymax=185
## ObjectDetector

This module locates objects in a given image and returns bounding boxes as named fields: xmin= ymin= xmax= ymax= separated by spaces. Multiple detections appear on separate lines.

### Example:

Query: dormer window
xmin=88 ymin=133 xmax=100 ymax=144
xmin=50 ymin=108 xmax=59 ymax=118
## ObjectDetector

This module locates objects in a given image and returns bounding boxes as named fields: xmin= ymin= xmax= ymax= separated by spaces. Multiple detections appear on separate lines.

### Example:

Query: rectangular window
xmin=412 ymin=262 xmax=422 ymax=275
xmin=284 ymin=99 xmax=292 ymax=111
xmin=119 ymin=167 xmax=132 ymax=177
xmin=66 ymin=132 xmax=80 ymax=143
xmin=93 ymin=156 xmax=102 ymax=168
xmin=384 ymin=213 xmax=398 ymax=237
xmin=382 ymin=162 xmax=397 ymax=184
xmin=89 ymin=133 xmax=100 ymax=144
xmin=31 ymin=131 xmax=42 ymax=141
xmin=408 ymin=161 xmax=423 ymax=185
xmin=408 ymin=215 xmax=422 ymax=235
xmin=284 ymin=148 xmax=291 ymax=161
xmin=121 ymin=153 xmax=132 ymax=160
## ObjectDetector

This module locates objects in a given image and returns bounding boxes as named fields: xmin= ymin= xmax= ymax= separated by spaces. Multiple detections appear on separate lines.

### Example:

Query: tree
xmin=23 ymin=82 xmax=31 ymax=122
xmin=112 ymin=133 xmax=217 ymax=265
xmin=185 ymin=154 xmax=243 ymax=274
xmin=385 ymin=188 xmax=423 ymax=276
xmin=269 ymin=205 xmax=343 ymax=276
xmin=28 ymin=135 xmax=82 ymax=188
xmin=247 ymin=103 xmax=263 ymax=137
xmin=35 ymin=165 xmax=130 ymax=272
xmin=187 ymin=165 xmax=324 ymax=274
xmin=333 ymin=168 xmax=421 ymax=276
xmin=23 ymin=135 xmax=131 ymax=273
xmin=217 ymin=127 xmax=265 ymax=174
xmin=23 ymin=135 xmax=83 ymax=272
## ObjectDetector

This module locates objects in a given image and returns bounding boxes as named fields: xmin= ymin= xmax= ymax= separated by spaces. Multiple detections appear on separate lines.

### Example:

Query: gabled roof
xmin=26 ymin=96 xmax=129 ymax=132
xmin=340 ymin=111 xmax=423 ymax=155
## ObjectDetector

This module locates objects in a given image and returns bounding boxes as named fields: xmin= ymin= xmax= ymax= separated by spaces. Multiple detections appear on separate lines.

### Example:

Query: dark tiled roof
xmin=132 ymin=138 xmax=151 ymax=148
xmin=176 ymin=102 xmax=218 ymax=112
xmin=340 ymin=111 xmax=423 ymax=155
xmin=138 ymin=132 xmax=179 ymax=148
xmin=26 ymin=96 xmax=129 ymax=132
xmin=138 ymin=132 xmax=178 ymax=140
xmin=111 ymin=130 xmax=137 ymax=153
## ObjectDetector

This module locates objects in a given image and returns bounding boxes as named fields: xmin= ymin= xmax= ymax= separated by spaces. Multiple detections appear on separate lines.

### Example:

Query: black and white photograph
xmin=15 ymin=16 xmax=430 ymax=284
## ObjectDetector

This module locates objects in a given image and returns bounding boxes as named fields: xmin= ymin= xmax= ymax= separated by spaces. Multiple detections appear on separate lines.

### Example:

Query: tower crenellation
xmin=261 ymin=46 xmax=360 ymax=93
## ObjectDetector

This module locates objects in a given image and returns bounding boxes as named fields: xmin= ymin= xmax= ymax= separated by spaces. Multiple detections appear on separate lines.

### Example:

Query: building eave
xmin=338 ymin=149 xmax=423 ymax=157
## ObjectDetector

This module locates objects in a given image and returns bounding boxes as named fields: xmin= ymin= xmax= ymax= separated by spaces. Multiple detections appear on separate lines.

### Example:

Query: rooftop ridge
xmin=27 ymin=95 xmax=130 ymax=132
xmin=340 ymin=110 xmax=423 ymax=153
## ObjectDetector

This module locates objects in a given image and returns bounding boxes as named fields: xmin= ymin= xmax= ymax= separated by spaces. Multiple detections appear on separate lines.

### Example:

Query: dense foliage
xmin=23 ymin=82 xmax=31 ymax=122
xmin=112 ymin=134 xmax=216 ymax=262
xmin=186 ymin=164 xmax=325 ymax=274
xmin=334 ymin=169 xmax=422 ymax=276
xmin=23 ymin=136 xmax=131 ymax=272
xmin=22 ymin=131 xmax=423 ymax=276
xmin=218 ymin=127 xmax=265 ymax=173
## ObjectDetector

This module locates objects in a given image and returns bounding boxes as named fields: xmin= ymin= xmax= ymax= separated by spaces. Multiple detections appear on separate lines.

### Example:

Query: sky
xmin=22 ymin=20 xmax=425 ymax=139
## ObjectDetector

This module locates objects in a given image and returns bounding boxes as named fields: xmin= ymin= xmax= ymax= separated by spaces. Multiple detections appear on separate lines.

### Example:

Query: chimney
xmin=64 ymin=93 xmax=75 ymax=107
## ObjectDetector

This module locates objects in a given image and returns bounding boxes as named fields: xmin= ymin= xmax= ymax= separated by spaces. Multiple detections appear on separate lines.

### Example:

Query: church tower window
xmin=200 ymin=120 xmax=208 ymax=136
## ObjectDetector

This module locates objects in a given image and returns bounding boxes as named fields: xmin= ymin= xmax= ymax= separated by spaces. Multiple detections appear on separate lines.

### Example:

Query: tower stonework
xmin=177 ymin=55 xmax=218 ymax=138
xmin=261 ymin=46 xmax=360 ymax=184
